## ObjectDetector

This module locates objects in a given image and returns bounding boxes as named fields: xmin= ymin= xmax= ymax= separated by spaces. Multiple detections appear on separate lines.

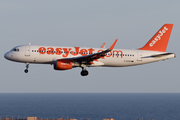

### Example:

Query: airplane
xmin=4 ymin=24 xmax=175 ymax=76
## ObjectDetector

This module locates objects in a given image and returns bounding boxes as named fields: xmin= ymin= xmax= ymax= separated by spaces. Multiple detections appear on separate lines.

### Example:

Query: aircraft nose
xmin=4 ymin=52 xmax=11 ymax=60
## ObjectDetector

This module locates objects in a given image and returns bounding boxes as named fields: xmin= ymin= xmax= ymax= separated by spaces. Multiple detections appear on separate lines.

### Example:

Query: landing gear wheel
xmin=81 ymin=70 xmax=89 ymax=76
xmin=24 ymin=63 xmax=29 ymax=73
xmin=24 ymin=69 xmax=28 ymax=73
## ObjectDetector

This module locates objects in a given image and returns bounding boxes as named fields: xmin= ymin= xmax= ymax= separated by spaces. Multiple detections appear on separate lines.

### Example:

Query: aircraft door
xmin=137 ymin=51 xmax=142 ymax=61
xmin=25 ymin=45 xmax=30 ymax=56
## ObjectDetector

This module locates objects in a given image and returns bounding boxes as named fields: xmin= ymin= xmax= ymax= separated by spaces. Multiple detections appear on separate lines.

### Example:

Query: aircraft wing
xmin=67 ymin=39 xmax=117 ymax=64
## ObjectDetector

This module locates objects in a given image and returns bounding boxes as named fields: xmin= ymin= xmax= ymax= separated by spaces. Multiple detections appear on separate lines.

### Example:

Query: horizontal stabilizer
xmin=141 ymin=53 xmax=175 ymax=58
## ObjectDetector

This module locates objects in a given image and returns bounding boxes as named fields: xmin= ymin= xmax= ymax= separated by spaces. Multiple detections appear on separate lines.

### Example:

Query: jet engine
xmin=54 ymin=59 xmax=80 ymax=70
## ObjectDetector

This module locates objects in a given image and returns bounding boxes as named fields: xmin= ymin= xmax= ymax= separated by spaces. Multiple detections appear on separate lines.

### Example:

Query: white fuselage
xmin=4 ymin=24 xmax=175 ymax=76
xmin=4 ymin=45 xmax=175 ymax=67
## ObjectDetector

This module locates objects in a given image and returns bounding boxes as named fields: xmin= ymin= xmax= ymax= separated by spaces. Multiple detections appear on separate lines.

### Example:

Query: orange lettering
xmin=97 ymin=50 xmax=103 ymax=53
xmin=71 ymin=47 xmax=80 ymax=56
xmin=88 ymin=48 xmax=95 ymax=54
xmin=105 ymin=51 xmax=112 ymax=57
xmin=113 ymin=50 xmax=123 ymax=58
xmin=62 ymin=48 xmax=72 ymax=57
xmin=97 ymin=49 xmax=112 ymax=57
xmin=56 ymin=48 xmax=62 ymax=55
xmin=47 ymin=47 xmax=54 ymax=55
xmin=38 ymin=47 xmax=46 ymax=54
xmin=80 ymin=49 xmax=88 ymax=56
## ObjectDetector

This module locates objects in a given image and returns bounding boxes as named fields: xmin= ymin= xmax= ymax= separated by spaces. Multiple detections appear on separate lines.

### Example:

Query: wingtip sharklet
xmin=101 ymin=43 xmax=105 ymax=48
xmin=109 ymin=39 xmax=118 ymax=50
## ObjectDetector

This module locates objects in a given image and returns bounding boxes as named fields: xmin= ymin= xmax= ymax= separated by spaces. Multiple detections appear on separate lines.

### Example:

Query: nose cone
xmin=4 ymin=52 xmax=11 ymax=60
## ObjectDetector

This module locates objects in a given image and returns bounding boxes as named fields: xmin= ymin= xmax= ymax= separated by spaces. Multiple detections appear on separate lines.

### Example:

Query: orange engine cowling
xmin=54 ymin=60 xmax=73 ymax=70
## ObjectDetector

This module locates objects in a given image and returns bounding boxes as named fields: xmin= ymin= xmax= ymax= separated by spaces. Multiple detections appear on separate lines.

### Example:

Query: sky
xmin=0 ymin=0 xmax=180 ymax=93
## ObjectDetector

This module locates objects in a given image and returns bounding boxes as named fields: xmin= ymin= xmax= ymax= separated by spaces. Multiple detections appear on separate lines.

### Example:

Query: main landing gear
xmin=81 ymin=70 xmax=89 ymax=76
xmin=24 ymin=63 xmax=29 ymax=73
xmin=81 ymin=65 xmax=89 ymax=76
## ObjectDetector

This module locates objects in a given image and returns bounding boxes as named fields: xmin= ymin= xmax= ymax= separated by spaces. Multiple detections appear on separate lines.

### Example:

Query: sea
xmin=0 ymin=93 xmax=180 ymax=120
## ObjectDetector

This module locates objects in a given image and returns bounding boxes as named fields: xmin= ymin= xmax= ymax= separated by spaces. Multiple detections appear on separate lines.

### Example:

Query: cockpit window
xmin=11 ymin=48 xmax=19 ymax=52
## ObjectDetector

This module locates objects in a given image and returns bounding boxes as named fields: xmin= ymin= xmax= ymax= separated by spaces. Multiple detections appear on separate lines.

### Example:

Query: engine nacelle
xmin=54 ymin=60 xmax=73 ymax=70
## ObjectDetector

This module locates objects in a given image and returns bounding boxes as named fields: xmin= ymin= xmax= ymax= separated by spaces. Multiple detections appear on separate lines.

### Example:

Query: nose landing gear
xmin=24 ymin=63 xmax=29 ymax=73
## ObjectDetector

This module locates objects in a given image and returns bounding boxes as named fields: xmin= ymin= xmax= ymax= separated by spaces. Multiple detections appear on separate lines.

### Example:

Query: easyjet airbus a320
xmin=4 ymin=24 xmax=175 ymax=76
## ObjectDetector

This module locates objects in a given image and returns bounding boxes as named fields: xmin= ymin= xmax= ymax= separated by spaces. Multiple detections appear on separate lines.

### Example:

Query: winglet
xmin=101 ymin=43 xmax=105 ymax=48
xmin=109 ymin=39 xmax=118 ymax=50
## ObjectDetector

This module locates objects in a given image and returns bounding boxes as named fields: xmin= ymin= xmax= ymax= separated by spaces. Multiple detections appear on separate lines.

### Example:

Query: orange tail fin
xmin=138 ymin=24 xmax=173 ymax=52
